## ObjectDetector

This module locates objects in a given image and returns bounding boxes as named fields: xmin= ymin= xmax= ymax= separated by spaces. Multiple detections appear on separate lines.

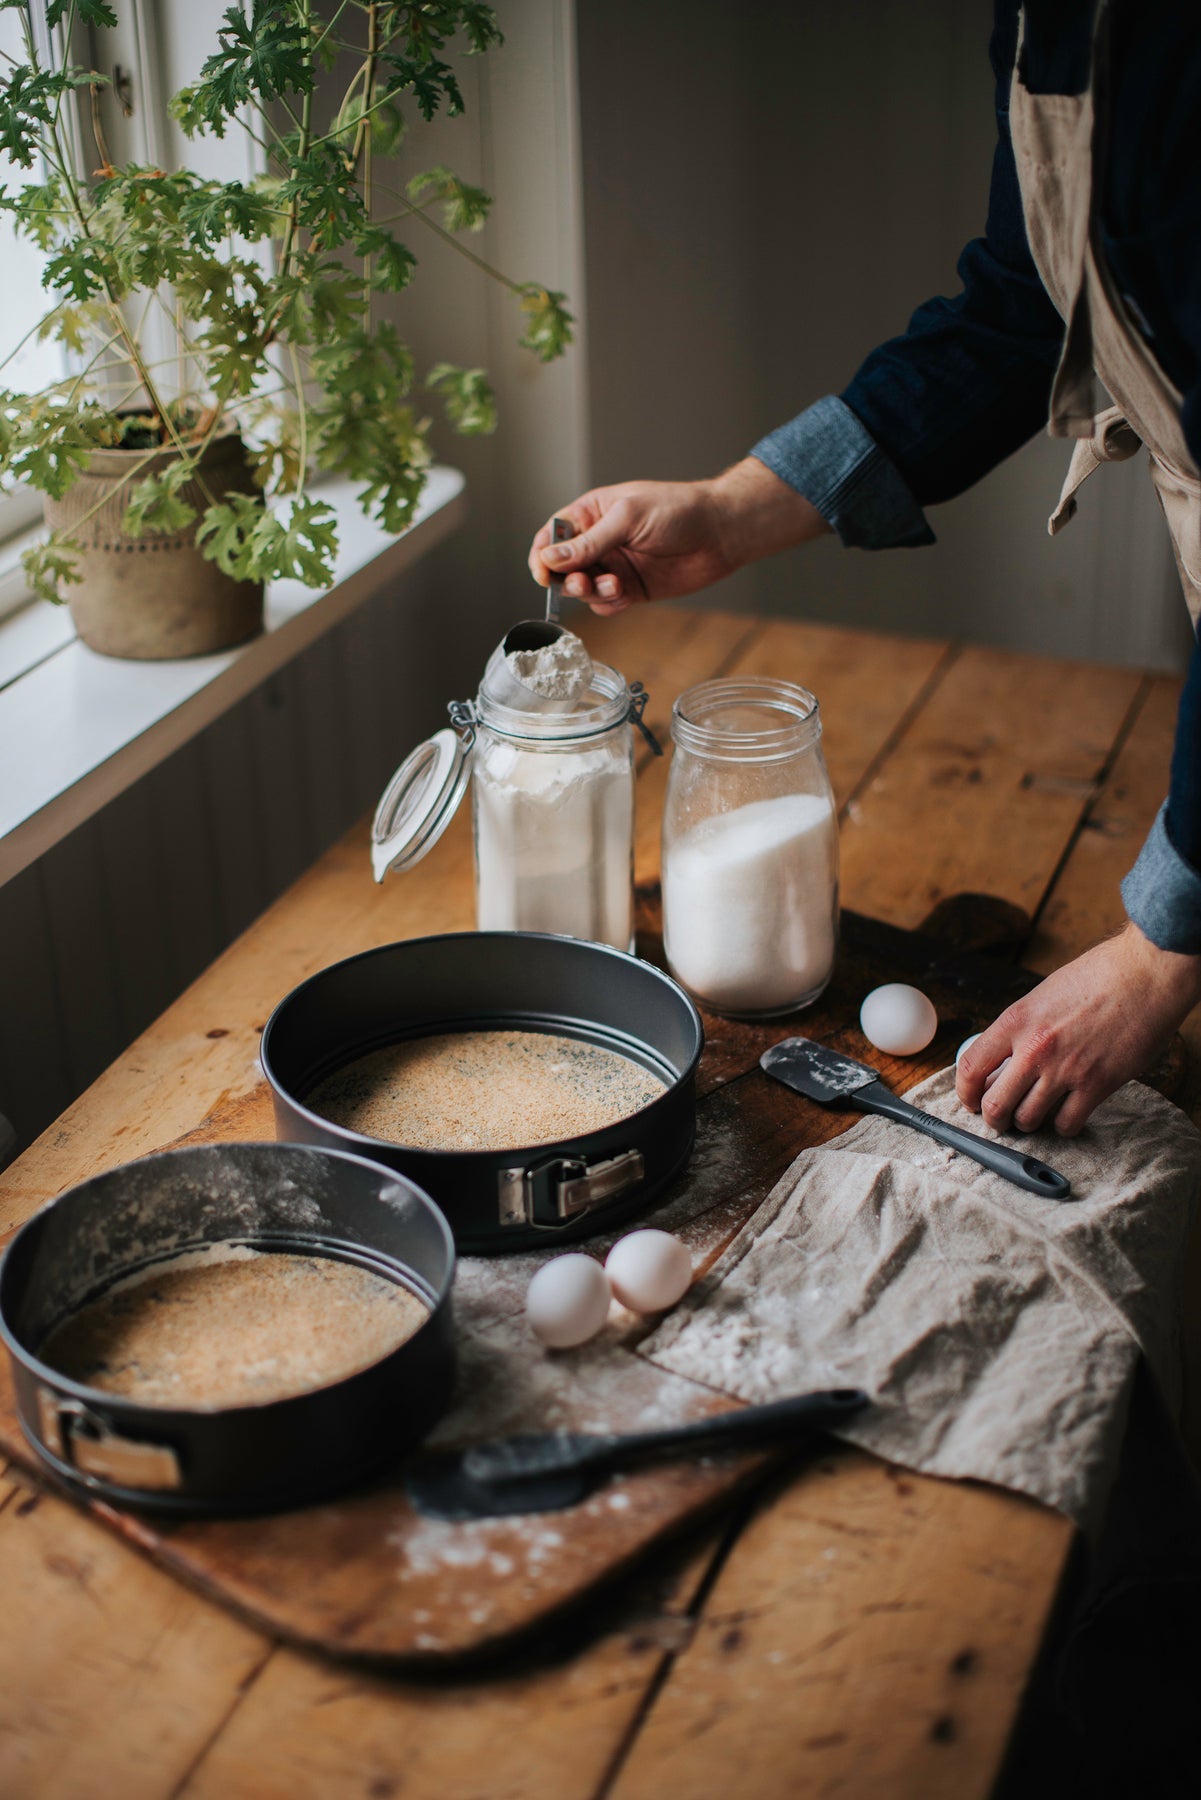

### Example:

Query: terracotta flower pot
xmin=44 ymin=431 xmax=264 ymax=660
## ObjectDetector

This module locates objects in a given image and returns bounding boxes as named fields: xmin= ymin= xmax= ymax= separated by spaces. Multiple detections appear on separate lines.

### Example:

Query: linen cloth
xmin=640 ymin=1068 xmax=1201 ymax=1529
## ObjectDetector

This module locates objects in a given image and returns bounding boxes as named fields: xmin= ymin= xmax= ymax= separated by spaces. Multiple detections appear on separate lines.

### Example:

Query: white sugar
xmin=663 ymin=792 xmax=838 ymax=1014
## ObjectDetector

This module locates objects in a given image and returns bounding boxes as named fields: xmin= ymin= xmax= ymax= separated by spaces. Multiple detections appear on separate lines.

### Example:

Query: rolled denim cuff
xmin=750 ymin=395 xmax=936 ymax=550
xmin=1120 ymin=802 xmax=1201 ymax=954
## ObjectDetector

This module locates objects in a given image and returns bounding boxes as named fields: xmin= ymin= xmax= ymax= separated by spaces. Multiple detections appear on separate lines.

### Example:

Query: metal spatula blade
xmin=405 ymin=1389 xmax=870 ymax=1521
xmin=761 ymin=1038 xmax=1072 ymax=1200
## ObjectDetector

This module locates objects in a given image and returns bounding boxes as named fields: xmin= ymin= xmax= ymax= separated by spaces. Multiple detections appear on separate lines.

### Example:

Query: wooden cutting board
xmin=0 ymin=895 xmax=1168 ymax=1665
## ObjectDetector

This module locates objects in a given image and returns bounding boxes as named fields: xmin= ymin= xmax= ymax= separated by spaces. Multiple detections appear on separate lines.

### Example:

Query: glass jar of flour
xmin=371 ymin=633 xmax=654 ymax=953
xmin=661 ymin=678 xmax=839 ymax=1016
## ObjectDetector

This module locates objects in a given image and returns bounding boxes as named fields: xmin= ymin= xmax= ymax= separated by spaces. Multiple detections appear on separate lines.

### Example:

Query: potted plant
xmin=0 ymin=0 xmax=571 ymax=658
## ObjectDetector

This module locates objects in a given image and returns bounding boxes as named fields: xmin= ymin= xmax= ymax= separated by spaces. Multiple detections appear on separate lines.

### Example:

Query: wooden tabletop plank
xmin=180 ymin=1539 xmax=720 ymax=1800
xmin=0 ymin=1463 xmax=267 ymax=1800
xmin=839 ymin=645 xmax=1142 ymax=927
xmin=605 ymin=1455 xmax=1067 ymax=1800
xmin=1025 ymin=673 xmax=1179 ymax=972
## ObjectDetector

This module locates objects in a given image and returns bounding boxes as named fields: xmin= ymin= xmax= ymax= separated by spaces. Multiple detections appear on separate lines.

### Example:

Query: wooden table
xmin=0 ymin=604 xmax=1194 ymax=1800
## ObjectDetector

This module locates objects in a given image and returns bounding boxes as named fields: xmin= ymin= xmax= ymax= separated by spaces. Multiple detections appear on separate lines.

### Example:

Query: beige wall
xmin=575 ymin=0 xmax=1190 ymax=672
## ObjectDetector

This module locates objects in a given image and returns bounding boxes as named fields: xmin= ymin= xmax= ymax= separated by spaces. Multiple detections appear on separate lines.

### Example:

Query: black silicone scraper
xmin=405 ymin=1388 xmax=870 ymax=1521
xmin=760 ymin=1037 xmax=1072 ymax=1200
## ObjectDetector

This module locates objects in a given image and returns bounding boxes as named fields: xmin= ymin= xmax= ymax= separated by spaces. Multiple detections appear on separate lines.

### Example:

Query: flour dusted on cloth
xmin=640 ymin=1068 xmax=1201 ymax=1528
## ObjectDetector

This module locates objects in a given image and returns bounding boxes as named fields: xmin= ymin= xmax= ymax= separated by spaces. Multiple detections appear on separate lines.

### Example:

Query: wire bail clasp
xmin=627 ymin=682 xmax=663 ymax=757
xmin=447 ymin=698 xmax=478 ymax=746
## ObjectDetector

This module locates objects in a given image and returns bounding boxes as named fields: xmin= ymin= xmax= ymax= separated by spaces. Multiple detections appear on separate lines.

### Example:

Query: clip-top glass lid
xmin=371 ymin=728 xmax=473 ymax=882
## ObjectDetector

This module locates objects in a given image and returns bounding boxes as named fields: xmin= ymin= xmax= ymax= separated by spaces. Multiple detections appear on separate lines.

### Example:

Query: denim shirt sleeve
xmin=750 ymin=395 xmax=935 ymax=549
xmin=1121 ymin=628 xmax=1201 ymax=953
xmin=1121 ymin=805 xmax=1201 ymax=953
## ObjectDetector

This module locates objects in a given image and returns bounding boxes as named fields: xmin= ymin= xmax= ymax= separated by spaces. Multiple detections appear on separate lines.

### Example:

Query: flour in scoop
xmin=505 ymin=630 xmax=593 ymax=700
xmin=662 ymin=793 xmax=838 ymax=1015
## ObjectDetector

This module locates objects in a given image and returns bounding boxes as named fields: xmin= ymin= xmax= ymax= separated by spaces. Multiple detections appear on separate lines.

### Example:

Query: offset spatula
xmin=406 ymin=1388 xmax=870 ymax=1521
xmin=761 ymin=1038 xmax=1072 ymax=1200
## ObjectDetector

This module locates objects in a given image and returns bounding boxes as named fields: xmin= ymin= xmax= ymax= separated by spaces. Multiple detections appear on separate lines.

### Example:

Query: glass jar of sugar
xmin=661 ymin=678 xmax=839 ymax=1016
xmin=371 ymin=636 xmax=654 ymax=953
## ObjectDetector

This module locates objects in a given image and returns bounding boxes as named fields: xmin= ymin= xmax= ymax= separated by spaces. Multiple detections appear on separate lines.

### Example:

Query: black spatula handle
xmin=854 ymin=1080 xmax=1072 ymax=1200
xmin=610 ymin=1388 xmax=870 ymax=1469
xmin=465 ymin=1388 xmax=869 ymax=1484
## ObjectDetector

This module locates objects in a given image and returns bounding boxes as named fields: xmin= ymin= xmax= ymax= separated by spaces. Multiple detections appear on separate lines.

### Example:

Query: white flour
xmin=505 ymin=631 xmax=593 ymax=700
xmin=662 ymin=792 xmax=838 ymax=1014
xmin=473 ymin=737 xmax=633 ymax=948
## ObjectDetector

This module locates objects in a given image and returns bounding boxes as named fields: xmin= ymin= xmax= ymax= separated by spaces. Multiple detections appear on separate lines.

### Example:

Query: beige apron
xmin=1008 ymin=3 xmax=1201 ymax=628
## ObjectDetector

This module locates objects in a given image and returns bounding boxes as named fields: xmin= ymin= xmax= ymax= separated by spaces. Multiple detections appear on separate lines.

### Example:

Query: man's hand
xmin=527 ymin=457 xmax=829 ymax=615
xmin=956 ymin=922 xmax=1201 ymax=1135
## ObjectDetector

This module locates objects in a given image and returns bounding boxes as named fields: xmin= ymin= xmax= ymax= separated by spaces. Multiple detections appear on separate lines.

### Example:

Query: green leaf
xmin=37 ymin=299 xmax=105 ymax=354
xmin=167 ymin=84 xmax=209 ymax=141
xmin=21 ymin=537 xmax=82 ymax=604
xmin=406 ymin=166 xmax=490 ymax=233
xmin=369 ymin=99 xmax=406 ymax=155
xmin=427 ymin=362 xmax=496 ymax=435
xmin=310 ymin=320 xmax=413 ymax=402
xmin=247 ymin=412 xmax=303 ymax=497
xmin=0 ymin=400 xmax=107 ymax=498
xmin=354 ymin=228 xmax=417 ymax=293
xmin=2 ymin=179 xmax=67 ymax=250
xmin=179 ymin=179 xmax=279 ymax=247
xmin=458 ymin=5 xmax=503 ymax=54
xmin=121 ymin=461 xmax=199 ymax=538
xmin=0 ymin=64 xmax=60 ymax=168
xmin=518 ymin=285 xmax=574 ymax=362
xmin=381 ymin=51 xmax=462 ymax=123
xmin=44 ymin=238 xmax=119 ymax=302
xmin=46 ymin=1 xmax=117 ymax=26
xmin=186 ymin=2 xmax=313 ymax=138
xmin=197 ymin=492 xmax=338 ymax=587
xmin=277 ymin=145 xmax=366 ymax=249
xmin=267 ymin=259 xmax=364 ymax=347
xmin=309 ymin=325 xmax=431 ymax=535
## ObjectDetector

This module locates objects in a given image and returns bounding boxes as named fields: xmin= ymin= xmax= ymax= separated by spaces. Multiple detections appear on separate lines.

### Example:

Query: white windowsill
xmin=0 ymin=466 xmax=467 ymax=885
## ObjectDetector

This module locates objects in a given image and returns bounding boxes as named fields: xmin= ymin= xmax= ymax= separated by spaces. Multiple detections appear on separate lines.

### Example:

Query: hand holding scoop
xmin=481 ymin=517 xmax=580 ymax=711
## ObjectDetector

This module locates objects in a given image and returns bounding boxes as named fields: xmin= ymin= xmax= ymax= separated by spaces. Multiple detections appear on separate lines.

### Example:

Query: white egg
xmin=526 ymin=1254 xmax=611 ymax=1349
xmin=605 ymin=1229 xmax=692 ymax=1314
xmin=955 ymin=1032 xmax=1010 ymax=1088
xmin=859 ymin=983 xmax=938 ymax=1056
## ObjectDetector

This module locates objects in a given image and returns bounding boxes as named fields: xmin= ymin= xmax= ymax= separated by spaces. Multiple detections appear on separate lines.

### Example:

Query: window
xmin=0 ymin=8 xmax=68 ymax=571
xmin=0 ymin=1 xmax=255 ymax=645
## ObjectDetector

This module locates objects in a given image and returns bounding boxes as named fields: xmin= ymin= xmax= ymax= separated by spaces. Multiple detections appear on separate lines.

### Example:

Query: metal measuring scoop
xmin=481 ymin=516 xmax=577 ymax=711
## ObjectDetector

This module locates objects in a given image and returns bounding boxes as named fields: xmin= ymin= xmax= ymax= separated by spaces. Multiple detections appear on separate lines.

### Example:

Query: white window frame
xmin=0 ymin=0 xmax=263 ymax=657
